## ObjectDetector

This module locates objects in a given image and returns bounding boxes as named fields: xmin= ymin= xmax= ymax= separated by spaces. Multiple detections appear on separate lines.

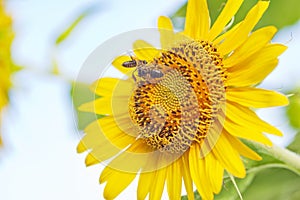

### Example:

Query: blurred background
xmin=0 ymin=0 xmax=300 ymax=199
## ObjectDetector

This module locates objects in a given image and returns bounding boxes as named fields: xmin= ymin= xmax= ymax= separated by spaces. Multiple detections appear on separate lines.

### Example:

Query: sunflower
xmin=77 ymin=0 xmax=288 ymax=199
xmin=0 ymin=0 xmax=14 ymax=146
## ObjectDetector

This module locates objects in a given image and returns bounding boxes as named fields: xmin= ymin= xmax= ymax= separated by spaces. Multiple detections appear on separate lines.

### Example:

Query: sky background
xmin=0 ymin=0 xmax=300 ymax=199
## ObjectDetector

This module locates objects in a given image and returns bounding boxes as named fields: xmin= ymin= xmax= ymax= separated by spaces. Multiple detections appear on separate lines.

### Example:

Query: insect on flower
xmin=122 ymin=56 xmax=164 ymax=82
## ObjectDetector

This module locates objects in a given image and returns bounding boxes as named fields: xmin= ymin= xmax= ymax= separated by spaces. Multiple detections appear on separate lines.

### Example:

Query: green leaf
xmin=55 ymin=6 xmax=98 ymax=45
xmin=286 ymin=90 xmax=300 ymax=129
xmin=55 ymin=14 xmax=85 ymax=45
xmin=181 ymin=191 xmax=201 ymax=200
xmin=171 ymin=0 xmax=300 ymax=31
xmin=288 ymin=132 xmax=300 ymax=154
xmin=215 ymin=173 xmax=255 ymax=200
xmin=181 ymin=174 xmax=255 ymax=200
xmin=255 ymin=0 xmax=300 ymax=30
xmin=243 ymin=141 xmax=300 ymax=175
xmin=172 ymin=3 xmax=187 ymax=19
xmin=229 ymin=142 xmax=300 ymax=199
xmin=242 ymin=168 xmax=300 ymax=200
xmin=182 ymin=167 xmax=300 ymax=200
xmin=71 ymin=82 xmax=103 ymax=130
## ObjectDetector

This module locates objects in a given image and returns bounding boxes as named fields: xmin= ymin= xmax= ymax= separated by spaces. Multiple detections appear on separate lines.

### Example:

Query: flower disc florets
xmin=128 ymin=40 xmax=227 ymax=153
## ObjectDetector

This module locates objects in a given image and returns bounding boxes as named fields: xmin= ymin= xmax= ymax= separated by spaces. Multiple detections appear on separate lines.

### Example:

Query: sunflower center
xmin=128 ymin=40 xmax=226 ymax=153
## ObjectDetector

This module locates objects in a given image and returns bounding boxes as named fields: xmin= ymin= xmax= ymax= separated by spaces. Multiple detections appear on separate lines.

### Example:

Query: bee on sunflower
xmin=77 ymin=0 xmax=288 ymax=199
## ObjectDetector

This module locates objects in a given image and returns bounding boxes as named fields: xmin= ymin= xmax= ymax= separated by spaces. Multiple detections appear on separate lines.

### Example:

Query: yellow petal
xmin=101 ymin=143 xmax=151 ymax=183
xmin=224 ymin=26 xmax=277 ymax=67
xmin=200 ymin=120 xmax=225 ymax=158
xmin=158 ymin=16 xmax=175 ymax=49
xmin=83 ymin=134 xmax=135 ymax=166
xmin=181 ymin=153 xmax=195 ymax=200
xmin=104 ymin=140 xmax=153 ymax=173
xmin=90 ymin=78 xmax=117 ymax=96
xmin=90 ymin=77 xmax=133 ymax=97
xmin=225 ymin=101 xmax=283 ymax=136
xmin=149 ymin=167 xmax=167 ymax=200
xmin=212 ymin=132 xmax=246 ymax=178
xmin=85 ymin=144 xmax=120 ymax=166
xmin=78 ymin=95 xmax=129 ymax=115
xmin=224 ymin=117 xmax=273 ymax=146
xmin=218 ymin=1 xmax=269 ymax=55
xmin=224 ymin=132 xmax=262 ymax=161
xmin=112 ymin=55 xmax=135 ymax=74
xmin=213 ymin=22 xmax=241 ymax=45
xmin=77 ymin=120 xmax=107 ymax=153
xmin=208 ymin=0 xmax=243 ymax=41
xmin=101 ymin=167 xmax=136 ymax=200
xmin=227 ymin=44 xmax=287 ymax=86
xmin=238 ymin=43 xmax=287 ymax=67
xmin=227 ymin=87 xmax=289 ymax=108
xmin=189 ymin=144 xmax=214 ymax=200
xmin=98 ymin=116 xmax=137 ymax=140
xmin=205 ymin=153 xmax=224 ymax=194
xmin=133 ymin=40 xmax=161 ymax=60
xmin=78 ymin=98 xmax=111 ymax=114
xmin=137 ymin=171 xmax=154 ymax=200
xmin=228 ymin=59 xmax=279 ymax=87
xmin=77 ymin=140 xmax=87 ymax=153
xmin=167 ymin=159 xmax=182 ymax=200
xmin=158 ymin=16 xmax=173 ymax=30
xmin=184 ymin=0 xmax=210 ymax=40
xmin=100 ymin=166 xmax=113 ymax=183
xmin=79 ymin=117 xmax=135 ymax=152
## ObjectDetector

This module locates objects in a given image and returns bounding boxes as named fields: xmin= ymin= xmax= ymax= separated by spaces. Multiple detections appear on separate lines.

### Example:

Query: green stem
xmin=247 ymin=163 xmax=300 ymax=176
xmin=248 ymin=141 xmax=300 ymax=175
xmin=228 ymin=173 xmax=244 ymax=200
